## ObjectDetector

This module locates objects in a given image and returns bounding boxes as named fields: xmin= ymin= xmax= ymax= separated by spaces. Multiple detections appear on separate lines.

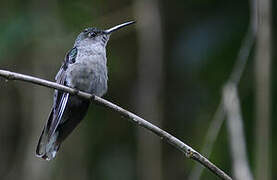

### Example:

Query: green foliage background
xmin=0 ymin=0 xmax=276 ymax=179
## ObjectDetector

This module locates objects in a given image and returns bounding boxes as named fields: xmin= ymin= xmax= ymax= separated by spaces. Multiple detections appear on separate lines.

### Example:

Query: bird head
xmin=74 ymin=21 xmax=135 ymax=47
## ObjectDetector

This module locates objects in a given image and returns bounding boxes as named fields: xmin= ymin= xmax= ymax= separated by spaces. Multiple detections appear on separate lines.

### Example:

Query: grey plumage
xmin=36 ymin=21 xmax=135 ymax=160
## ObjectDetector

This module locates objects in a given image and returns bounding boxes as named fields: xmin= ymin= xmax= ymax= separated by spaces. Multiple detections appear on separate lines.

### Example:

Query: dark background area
xmin=0 ymin=0 xmax=275 ymax=179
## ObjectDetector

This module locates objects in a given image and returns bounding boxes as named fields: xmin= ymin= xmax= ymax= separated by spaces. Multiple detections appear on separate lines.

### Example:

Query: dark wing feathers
xmin=48 ymin=92 xmax=69 ymax=138
xmin=47 ymin=47 xmax=78 ymax=138
xmin=62 ymin=47 xmax=78 ymax=70
xmin=36 ymin=47 xmax=79 ymax=158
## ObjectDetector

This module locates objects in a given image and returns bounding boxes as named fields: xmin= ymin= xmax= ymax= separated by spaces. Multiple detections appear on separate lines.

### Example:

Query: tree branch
xmin=0 ymin=69 xmax=231 ymax=180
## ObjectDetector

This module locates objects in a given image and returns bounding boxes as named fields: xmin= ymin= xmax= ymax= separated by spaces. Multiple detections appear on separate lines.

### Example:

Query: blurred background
xmin=0 ymin=0 xmax=275 ymax=179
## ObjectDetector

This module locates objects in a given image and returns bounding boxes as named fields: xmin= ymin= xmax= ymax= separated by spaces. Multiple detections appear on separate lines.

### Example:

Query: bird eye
xmin=88 ymin=32 xmax=97 ymax=38
xmin=83 ymin=28 xmax=89 ymax=33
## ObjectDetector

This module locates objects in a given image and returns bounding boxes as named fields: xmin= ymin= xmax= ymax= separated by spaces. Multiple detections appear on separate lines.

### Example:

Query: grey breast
xmin=66 ymin=55 xmax=108 ymax=96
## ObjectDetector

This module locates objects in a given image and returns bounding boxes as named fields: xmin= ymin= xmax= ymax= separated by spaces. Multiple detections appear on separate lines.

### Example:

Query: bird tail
xmin=36 ymin=109 xmax=61 ymax=161
xmin=36 ymin=95 xmax=90 ymax=161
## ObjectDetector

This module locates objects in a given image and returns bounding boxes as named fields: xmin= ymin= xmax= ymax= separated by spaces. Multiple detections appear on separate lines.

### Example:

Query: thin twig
xmin=189 ymin=102 xmax=225 ymax=180
xmin=222 ymin=0 xmax=257 ymax=179
xmin=0 ymin=69 xmax=232 ymax=180
xmin=223 ymin=83 xmax=253 ymax=180
xmin=189 ymin=0 xmax=257 ymax=179
xmin=189 ymin=24 xmax=255 ymax=180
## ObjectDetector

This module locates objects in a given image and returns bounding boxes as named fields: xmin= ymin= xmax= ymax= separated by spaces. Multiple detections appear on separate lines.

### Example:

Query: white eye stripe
xmin=83 ymin=28 xmax=89 ymax=33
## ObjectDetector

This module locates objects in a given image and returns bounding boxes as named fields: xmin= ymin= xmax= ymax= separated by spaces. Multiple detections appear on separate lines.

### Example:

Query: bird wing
xmin=36 ymin=67 xmax=68 ymax=158
xmin=37 ymin=47 xmax=78 ymax=147
xmin=48 ymin=92 xmax=69 ymax=138
xmin=47 ymin=47 xmax=78 ymax=138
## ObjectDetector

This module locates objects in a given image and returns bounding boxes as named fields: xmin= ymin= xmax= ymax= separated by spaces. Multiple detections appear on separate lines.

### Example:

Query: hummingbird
xmin=36 ymin=21 xmax=135 ymax=160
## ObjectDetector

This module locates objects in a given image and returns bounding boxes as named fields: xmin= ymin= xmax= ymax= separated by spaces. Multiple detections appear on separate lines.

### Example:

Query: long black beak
xmin=103 ymin=21 xmax=135 ymax=34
